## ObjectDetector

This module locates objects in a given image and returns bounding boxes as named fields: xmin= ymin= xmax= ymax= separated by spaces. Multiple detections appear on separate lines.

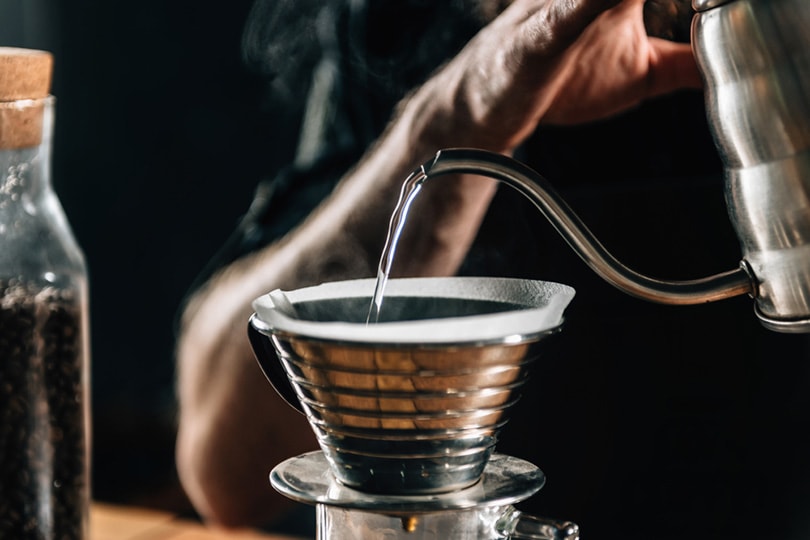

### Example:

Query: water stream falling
xmin=366 ymin=167 xmax=428 ymax=324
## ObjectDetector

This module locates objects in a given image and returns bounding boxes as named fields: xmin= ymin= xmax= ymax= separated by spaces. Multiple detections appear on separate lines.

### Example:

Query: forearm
xmin=175 ymin=77 xmax=501 ymax=527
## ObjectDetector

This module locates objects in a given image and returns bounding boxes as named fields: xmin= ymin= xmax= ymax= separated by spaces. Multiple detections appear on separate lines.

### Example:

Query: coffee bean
xmin=0 ymin=280 xmax=88 ymax=539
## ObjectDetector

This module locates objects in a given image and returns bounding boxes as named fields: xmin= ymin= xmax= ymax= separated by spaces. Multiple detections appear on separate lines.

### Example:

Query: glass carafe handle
xmin=497 ymin=506 xmax=580 ymax=540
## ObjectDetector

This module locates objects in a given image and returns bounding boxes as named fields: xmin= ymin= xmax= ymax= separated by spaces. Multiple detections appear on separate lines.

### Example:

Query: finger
xmin=646 ymin=38 xmax=703 ymax=97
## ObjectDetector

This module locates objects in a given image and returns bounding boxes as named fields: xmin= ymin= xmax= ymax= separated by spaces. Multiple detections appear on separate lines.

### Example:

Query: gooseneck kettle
xmin=413 ymin=0 xmax=810 ymax=333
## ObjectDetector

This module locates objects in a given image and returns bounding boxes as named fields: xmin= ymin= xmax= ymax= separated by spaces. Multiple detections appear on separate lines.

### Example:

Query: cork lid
xmin=0 ymin=47 xmax=53 ymax=149
xmin=0 ymin=47 xmax=53 ymax=101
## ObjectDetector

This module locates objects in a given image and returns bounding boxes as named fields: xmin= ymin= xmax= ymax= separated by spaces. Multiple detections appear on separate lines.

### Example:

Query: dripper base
xmin=270 ymin=450 xmax=545 ymax=514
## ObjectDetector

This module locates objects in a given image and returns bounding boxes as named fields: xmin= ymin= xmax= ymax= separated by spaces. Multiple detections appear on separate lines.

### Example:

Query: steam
xmin=238 ymin=0 xmax=496 ymax=107
xmin=241 ymin=0 xmax=324 ymax=105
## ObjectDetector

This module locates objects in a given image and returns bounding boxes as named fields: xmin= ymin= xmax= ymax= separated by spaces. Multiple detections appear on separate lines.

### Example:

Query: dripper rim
xmin=251 ymin=276 xmax=575 ymax=345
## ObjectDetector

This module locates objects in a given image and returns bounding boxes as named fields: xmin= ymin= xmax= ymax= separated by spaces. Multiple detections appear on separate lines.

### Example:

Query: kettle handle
xmin=247 ymin=314 xmax=306 ymax=415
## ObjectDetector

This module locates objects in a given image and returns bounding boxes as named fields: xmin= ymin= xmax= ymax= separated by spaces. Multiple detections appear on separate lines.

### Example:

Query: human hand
xmin=424 ymin=0 xmax=702 ymax=151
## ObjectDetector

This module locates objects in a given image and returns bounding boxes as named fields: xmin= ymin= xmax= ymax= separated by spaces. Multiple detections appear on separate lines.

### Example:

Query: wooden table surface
xmin=90 ymin=502 xmax=306 ymax=540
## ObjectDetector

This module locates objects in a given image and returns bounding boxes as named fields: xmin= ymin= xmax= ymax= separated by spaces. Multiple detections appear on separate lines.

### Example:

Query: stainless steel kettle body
xmin=693 ymin=0 xmax=810 ymax=332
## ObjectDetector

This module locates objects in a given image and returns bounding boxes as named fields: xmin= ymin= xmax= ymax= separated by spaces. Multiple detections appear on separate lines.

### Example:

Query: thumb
xmin=647 ymin=38 xmax=704 ymax=97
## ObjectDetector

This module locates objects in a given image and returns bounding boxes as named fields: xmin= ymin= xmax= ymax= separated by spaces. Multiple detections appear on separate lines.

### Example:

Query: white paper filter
xmin=252 ymin=277 xmax=575 ymax=344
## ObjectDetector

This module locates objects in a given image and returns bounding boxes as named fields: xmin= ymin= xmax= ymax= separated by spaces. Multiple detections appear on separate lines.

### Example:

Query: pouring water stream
xmin=366 ymin=168 xmax=427 ymax=324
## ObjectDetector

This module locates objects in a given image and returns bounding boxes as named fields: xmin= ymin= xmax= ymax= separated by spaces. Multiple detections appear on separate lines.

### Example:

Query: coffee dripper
xmin=248 ymin=277 xmax=579 ymax=539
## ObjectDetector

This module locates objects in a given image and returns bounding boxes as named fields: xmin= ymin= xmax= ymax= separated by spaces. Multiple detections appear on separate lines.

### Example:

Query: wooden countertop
xmin=90 ymin=502 xmax=305 ymax=540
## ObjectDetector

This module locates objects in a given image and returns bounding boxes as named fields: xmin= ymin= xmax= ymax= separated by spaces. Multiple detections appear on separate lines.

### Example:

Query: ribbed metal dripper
xmin=249 ymin=277 xmax=574 ymax=494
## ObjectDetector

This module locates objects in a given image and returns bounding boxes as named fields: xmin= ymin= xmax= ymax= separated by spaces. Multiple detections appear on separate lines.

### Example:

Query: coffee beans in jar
xmin=0 ymin=279 xmax=89 ymax=539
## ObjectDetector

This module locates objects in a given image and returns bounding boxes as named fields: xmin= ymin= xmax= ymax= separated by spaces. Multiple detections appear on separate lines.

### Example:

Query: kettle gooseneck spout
xmin=420 ymin=148 xmax=757 ymax=306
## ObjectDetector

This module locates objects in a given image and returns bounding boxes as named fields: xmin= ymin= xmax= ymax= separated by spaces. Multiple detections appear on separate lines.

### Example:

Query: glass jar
xmin=0 ymin=48 xmax=91 ymax=540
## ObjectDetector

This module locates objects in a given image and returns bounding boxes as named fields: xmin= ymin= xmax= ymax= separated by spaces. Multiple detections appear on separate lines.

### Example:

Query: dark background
xmin=1 ymin=0 xmax=299 ymax=512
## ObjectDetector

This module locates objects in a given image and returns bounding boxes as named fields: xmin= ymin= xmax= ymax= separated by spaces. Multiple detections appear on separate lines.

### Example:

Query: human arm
xmin=175 ymin=0 xmax=701 ymax=528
